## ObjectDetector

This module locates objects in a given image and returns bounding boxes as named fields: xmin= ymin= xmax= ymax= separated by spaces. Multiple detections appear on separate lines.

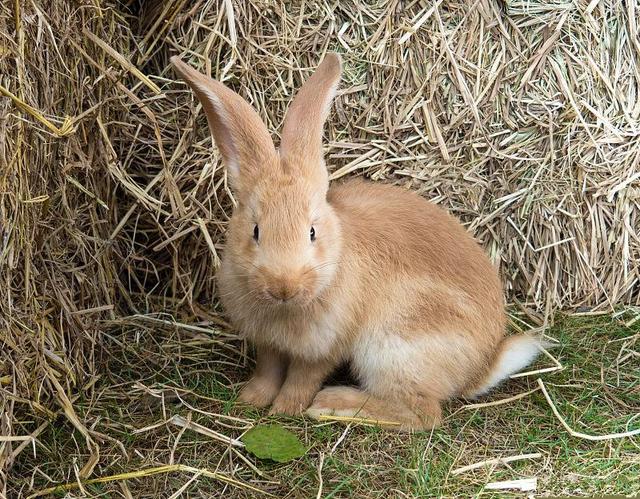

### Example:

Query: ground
xmin=8 ymin=311 xmax=640 ymax=498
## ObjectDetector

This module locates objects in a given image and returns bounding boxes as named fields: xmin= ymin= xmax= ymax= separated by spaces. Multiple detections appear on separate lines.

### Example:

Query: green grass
xmin=7 ymin=312 xmax=640 ymax=498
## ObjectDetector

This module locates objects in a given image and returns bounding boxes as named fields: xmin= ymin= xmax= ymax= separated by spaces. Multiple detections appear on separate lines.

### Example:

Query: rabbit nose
xmin=267 ymin=277 xmax=300 ymax=302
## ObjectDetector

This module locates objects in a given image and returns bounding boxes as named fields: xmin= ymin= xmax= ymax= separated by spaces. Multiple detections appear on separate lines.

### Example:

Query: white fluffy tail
xmin=469 ymin=335 xmax=544 ymax=398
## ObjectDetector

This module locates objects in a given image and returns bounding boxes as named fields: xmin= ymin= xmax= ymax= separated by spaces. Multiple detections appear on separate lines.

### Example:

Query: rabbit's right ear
xmin=280 ymin=53 xmax=342 ymax=169
xmin=171 ymin=57 xmax=277 ymax=198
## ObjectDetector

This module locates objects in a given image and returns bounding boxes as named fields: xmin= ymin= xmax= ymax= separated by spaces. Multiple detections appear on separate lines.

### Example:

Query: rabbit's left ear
xmin=279 ymin=53 xmax=342 ymax=167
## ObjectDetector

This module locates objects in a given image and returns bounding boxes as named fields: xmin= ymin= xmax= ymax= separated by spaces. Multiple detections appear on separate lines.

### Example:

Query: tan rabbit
xmin=171 ymin=53 xmax=543 ymax=430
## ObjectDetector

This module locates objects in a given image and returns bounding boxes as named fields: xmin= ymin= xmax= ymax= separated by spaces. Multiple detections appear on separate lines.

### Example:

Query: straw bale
xmin=0 ymin=0 xmax=136 ymax=481
xmin=125 ymin=0 xmax=640 ymax=313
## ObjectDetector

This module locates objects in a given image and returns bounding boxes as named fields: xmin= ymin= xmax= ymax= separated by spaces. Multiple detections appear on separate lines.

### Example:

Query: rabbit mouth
xmin=256 ymin=265 xmax=325 ymax=307
xmin=265 ymin=289 xmax=299 ymax=304
xmin=260 ymin=285 xmax=318 ymax=308
xmin=262 ymin=290 xmax=306 ymax=307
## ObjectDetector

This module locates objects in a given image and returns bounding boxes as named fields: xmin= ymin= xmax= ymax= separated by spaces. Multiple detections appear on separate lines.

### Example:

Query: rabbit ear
xmin=171 ymin=56 xmax=277 ymax=196
xmin=280 ymin=53 xmax=342 ymax=167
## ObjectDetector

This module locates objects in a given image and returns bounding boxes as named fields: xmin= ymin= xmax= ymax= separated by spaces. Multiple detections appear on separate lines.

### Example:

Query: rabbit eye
xmin=253 ymin=225 xmax=259 ymax=242
xmin=310 ymin=226 xmax=316 ymax=242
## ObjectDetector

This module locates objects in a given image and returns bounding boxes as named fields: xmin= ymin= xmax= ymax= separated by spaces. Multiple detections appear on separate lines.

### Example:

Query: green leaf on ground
xmin=242 ymin=424 xmax=306 ymax=463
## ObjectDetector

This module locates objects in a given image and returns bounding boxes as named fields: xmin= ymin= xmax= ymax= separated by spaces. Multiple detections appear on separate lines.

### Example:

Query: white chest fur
xmin=238 ymin=297 xmax=345 ymax=362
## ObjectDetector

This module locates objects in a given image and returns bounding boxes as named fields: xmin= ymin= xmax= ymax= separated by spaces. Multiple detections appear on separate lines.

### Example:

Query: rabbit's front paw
xmin=269 ymin=389 xmax=315 ymax=415
xmin=238 ymin=377 xmax=281 ymax=408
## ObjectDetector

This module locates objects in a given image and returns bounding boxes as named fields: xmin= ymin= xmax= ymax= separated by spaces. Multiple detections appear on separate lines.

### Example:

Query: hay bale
xmin=0 ymin=0 xmax=138 ymax=479
xmin=127 ymin=0 xmax=640 ymax=314
xmin=1 ymin=0 xmax=639 ymax=487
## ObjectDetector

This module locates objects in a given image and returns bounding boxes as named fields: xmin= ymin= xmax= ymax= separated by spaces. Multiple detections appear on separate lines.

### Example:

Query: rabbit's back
xmin=328 ymin=179 xmax=503 ymax=311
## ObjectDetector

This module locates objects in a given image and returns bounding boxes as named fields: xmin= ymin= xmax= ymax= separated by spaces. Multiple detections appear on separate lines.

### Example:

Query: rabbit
xmin=171 ymin=52 xmax=543 ymax=431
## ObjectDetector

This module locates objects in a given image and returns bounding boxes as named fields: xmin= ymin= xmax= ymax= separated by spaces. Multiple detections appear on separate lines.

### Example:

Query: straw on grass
xmin=537 ymin=378 xmax=640 ymax=441
xmin=26 ymin=464 xmax=273 ymax=498
xmin=451 ymin=452 xmax=542 ymax=475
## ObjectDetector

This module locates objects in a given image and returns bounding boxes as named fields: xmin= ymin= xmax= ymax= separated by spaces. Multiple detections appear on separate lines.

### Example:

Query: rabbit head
xmin=171 ymin=53 xmax=343 ymax=307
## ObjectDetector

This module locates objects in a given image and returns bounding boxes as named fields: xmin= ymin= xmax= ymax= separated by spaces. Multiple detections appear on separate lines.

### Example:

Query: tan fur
xmin=172 ymin=53 xmax=540 ymax=431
